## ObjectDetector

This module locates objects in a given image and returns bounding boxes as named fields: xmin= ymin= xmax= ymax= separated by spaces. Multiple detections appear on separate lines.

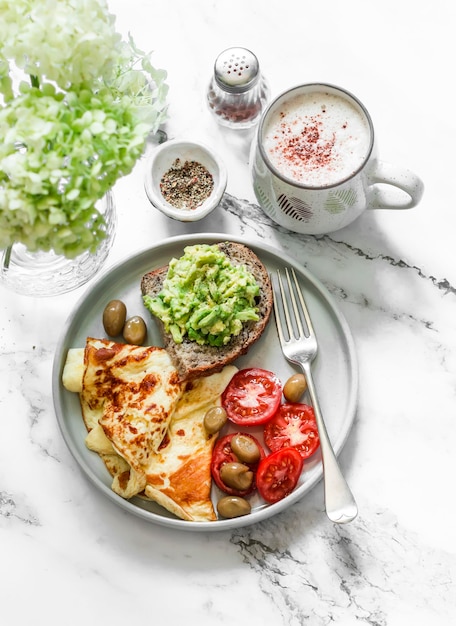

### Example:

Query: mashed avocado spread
xmin=143 ymin=244 xmax=260 ymax=347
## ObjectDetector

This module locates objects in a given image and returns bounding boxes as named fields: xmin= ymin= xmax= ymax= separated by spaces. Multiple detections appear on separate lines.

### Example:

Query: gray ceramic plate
xmin=52 ymin=233 xmax=358 ymax=531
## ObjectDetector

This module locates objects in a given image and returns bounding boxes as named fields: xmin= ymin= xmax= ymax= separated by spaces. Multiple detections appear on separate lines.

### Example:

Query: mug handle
xmin=367 ymin=161 xmax=424 ymax=210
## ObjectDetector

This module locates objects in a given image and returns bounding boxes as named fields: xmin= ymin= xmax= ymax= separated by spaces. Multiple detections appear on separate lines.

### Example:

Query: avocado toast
xmin=141 ymin=241 xmax=273 ymax=381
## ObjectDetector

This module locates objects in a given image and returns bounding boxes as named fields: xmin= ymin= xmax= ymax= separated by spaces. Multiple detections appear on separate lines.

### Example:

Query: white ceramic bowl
xmin=144 ymin=139 xmax=228 ymax=222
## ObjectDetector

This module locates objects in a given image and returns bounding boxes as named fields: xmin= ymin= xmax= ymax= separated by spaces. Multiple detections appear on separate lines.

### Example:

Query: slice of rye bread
xmin=140 ymin=241 xmax=273 ymax=381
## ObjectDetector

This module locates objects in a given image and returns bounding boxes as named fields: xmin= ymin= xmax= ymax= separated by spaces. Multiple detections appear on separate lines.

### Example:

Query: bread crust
xmin=141 ymin=242 xmax=273 ymax=381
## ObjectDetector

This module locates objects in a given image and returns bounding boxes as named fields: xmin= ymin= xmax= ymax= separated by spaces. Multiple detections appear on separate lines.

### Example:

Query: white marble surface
xmin=1 ymin=1 xmax=455 ymax=624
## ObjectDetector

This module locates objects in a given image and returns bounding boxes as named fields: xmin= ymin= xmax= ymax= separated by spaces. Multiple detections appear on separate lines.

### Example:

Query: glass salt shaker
xmin=206 ymin=47 xmax=270 ymax=130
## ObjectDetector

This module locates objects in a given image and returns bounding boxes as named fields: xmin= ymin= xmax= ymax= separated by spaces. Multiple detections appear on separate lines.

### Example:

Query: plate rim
xmin=52 ymin=232 xmax=358 ymax=532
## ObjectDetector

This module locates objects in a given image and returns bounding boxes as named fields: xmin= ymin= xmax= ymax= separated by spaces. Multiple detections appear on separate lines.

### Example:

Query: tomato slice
xmin=211 ymin=432 xmax=265 ymax=496
xmin=256 ymin=448 xmax=304 ymax=504
xmin=222 ymin=368 xmax=282 ymax=426
xmin=263 ymin=402 xmax=320 ymax=460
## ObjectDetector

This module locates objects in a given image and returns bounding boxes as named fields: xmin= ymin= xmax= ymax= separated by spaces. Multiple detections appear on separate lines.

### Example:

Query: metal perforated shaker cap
xmin=214 ymin=47 xmax=260 ymax=94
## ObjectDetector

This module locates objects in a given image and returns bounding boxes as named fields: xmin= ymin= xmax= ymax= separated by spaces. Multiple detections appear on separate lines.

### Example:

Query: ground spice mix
xmin=160 ymin=158 xmax=214 ymax=210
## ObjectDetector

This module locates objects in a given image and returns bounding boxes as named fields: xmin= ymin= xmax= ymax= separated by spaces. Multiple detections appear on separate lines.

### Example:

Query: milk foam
xmin=263 ymin=91 xmax=371 ymax=187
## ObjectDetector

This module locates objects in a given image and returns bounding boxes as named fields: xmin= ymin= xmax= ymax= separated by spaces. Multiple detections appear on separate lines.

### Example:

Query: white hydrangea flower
xmin=0 ymin=0 xmax=120 ymax=88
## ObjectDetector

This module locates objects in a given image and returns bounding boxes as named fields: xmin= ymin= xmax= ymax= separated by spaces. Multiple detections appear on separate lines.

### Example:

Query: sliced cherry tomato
xmin=211 ymin=432 xmax=266 ymax=496
xmin=256 ymin=448 xmax=304 ymax=504
xmin=263 ymin=402 xmax=320 ymax=460
xmin=222 ymin=368 xmax=282 ymax=426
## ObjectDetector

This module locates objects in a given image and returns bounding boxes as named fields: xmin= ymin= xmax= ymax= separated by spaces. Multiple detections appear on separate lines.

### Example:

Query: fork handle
xmin=299 ymin=362 xmax=358 ymax=524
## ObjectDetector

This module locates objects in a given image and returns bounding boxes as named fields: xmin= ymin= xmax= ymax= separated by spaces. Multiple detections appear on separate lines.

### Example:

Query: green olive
xmin=102 ymin=299 xmax=127 ymax=337
xmin=230 ymin=433 xmax=260 ymax=464
xmin=283 ymin=373 xmax=307 ymax=403
xmin=217 ymin=496 xmax=251 ymax=519
xmin=123 ymin=315 xmax=147 ymax=345
xmin=220 ymin=462 xmax=253 ymax=491
xmin=204 ymin=406 xmax=227 ymax=434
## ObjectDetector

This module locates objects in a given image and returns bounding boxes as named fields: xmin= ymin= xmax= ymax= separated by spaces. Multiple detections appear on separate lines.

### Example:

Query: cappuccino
xmin=262 ymin=89 xmax=371 ymax=187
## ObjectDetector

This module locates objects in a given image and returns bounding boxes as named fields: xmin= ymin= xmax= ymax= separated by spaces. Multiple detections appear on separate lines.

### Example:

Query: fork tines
xmin=273 ymin=267 xmax=314 ymax=342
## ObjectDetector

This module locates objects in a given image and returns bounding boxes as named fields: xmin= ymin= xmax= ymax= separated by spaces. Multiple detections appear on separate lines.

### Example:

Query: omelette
xmin=144 ymin=366 xmax=236 ymax=521
xmin=62 ymin=338 xmax=236 ymax=521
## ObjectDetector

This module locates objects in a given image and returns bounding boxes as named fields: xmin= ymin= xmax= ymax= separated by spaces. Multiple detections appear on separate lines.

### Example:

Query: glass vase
xmin=0 ymin=190 xmax=116 ymax=297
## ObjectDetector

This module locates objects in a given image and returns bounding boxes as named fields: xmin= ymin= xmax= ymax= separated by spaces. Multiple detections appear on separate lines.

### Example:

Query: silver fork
xmin=273 ymin=267 xmax=358 ymax=524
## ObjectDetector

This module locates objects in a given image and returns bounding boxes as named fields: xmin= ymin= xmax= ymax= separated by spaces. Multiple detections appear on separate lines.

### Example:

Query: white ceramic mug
xmin=250 ymin=83 xmax=424 ymax=235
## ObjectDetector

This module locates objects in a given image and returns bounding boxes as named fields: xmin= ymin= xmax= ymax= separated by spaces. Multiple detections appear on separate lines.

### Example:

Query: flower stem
xmin=3 ymin=245 xmax=12 ymax=270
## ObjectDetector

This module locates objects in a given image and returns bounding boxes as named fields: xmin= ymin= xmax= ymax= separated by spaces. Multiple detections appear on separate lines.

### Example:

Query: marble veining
xmin=232 ymin=503 xmax=456 ymax=625
xmin=1 ymin=1 xmax=456 ymax=624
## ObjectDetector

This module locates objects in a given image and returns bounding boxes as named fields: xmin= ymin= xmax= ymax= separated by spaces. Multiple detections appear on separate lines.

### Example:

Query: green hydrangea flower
xmin=0 ymin=0 xmax=168 ymax=257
